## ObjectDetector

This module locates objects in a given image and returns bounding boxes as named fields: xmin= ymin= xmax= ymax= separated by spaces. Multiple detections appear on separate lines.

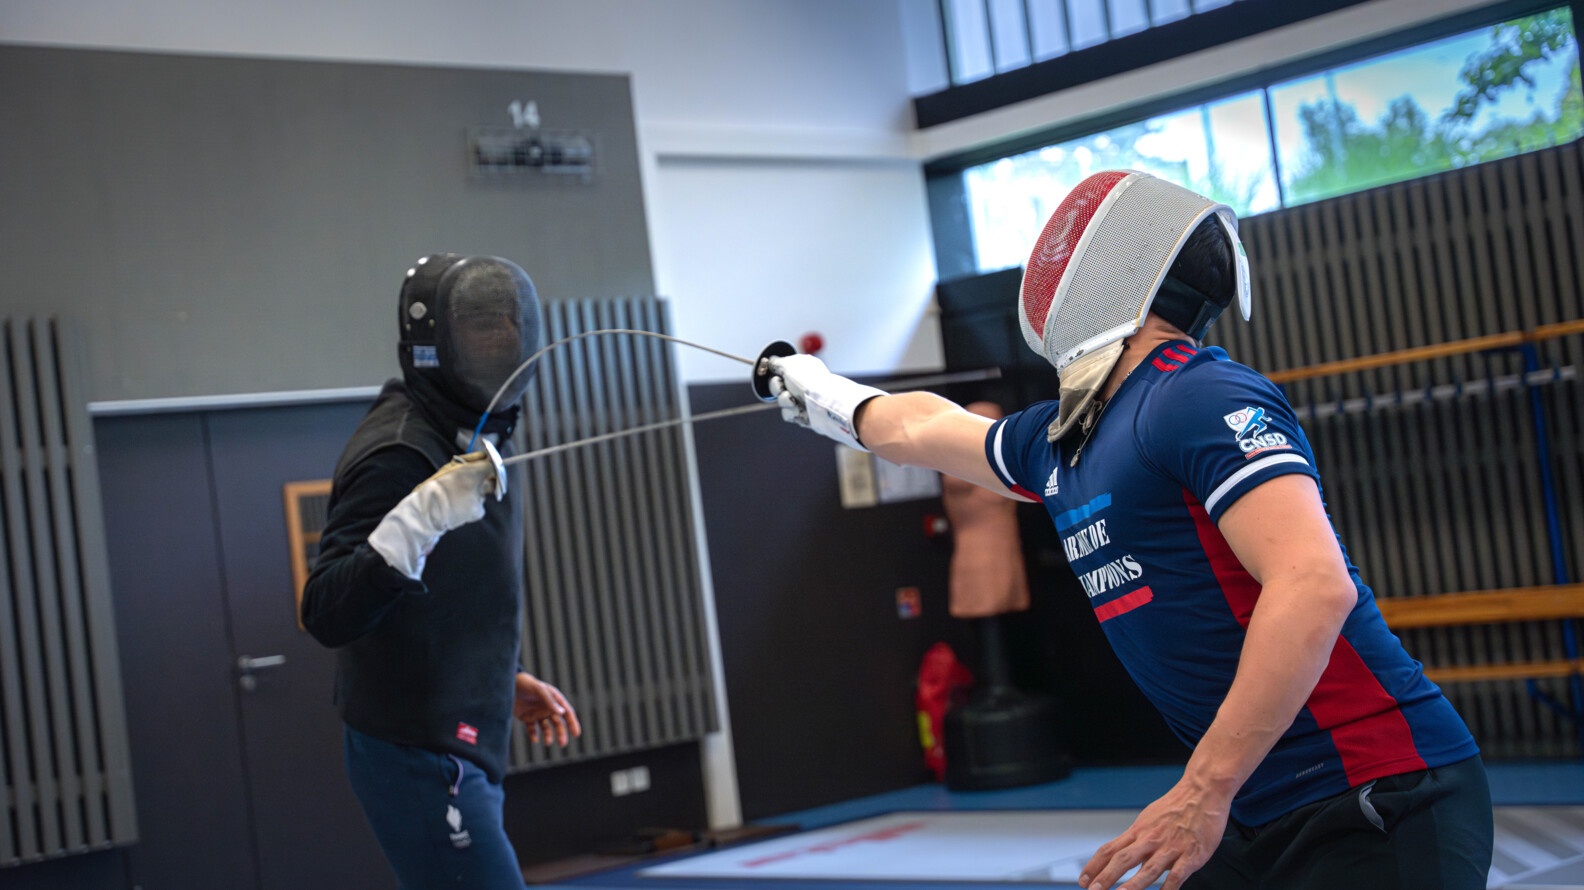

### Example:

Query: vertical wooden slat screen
xmin=0 ymin=317 xmax=138 ymax=867
xmin=511 ymin=296 xmax=716 ymax=769
xmin=1210 ymin=143 xmax=1584 ymax=757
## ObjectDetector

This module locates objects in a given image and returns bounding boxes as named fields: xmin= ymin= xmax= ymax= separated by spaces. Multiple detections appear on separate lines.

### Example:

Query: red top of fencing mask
xmin=1017 ymin=170 xmax=1250 ymax=375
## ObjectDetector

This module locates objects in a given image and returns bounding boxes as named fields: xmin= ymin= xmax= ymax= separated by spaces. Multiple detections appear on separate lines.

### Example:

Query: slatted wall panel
xmin=0 ymin=318 xmax=138 ymax=866
xmin=1210 ymin=144 xmax=1584 ymax=757
xmin=510 ymin=297 xmax=716 ymax=769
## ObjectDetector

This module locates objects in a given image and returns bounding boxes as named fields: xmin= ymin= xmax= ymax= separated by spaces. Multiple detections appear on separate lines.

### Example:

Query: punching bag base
xmin=942 ymin=688 xmax=1072 ymax=791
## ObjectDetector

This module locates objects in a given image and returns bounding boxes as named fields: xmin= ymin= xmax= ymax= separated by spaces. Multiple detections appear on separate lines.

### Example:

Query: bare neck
xmin=1101 ymin=317 xmax=1192 ymax=401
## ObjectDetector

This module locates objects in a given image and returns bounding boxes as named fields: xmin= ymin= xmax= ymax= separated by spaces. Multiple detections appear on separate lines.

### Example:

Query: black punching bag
xmin=942 ymin=615 xmax=1071 ymax=790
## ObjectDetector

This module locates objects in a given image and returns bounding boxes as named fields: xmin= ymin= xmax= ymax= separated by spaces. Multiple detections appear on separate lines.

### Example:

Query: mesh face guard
xmin=1017 ymin=171 xmax=1251 ymax=442
xmin=437 ymin=258 xmax=543 ymax=412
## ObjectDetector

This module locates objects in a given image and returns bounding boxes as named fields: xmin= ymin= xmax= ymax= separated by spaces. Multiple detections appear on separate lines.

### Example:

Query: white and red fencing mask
xmin=1018 ymin=170 xmax=1251 ymax=443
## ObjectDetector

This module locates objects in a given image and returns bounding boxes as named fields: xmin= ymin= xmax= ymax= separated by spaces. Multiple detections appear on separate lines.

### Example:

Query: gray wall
xmin=0 ymin=44 xmax=654 ymax=402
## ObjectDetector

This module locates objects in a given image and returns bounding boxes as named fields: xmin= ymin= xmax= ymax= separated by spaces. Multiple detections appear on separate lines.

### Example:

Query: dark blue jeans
xmin=344 ymin=725 xmax=524 ymax=889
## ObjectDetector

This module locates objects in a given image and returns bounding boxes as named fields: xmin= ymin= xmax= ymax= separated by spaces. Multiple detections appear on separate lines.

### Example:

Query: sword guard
xmin=478 ymin=437 xmax=507 ymax=500
xmin=751 ymin=340 xmax=799 ymax=402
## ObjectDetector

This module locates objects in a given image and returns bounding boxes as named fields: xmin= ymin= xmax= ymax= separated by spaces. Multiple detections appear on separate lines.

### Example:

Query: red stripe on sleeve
xmin=1010 ymin=484 xmax=1041 ymax=502
xmin=1095 ymin=586 xmax=1154 ymax=622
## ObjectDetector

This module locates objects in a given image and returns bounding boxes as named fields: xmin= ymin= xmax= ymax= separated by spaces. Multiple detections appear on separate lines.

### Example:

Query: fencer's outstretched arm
xmin=769 ymin=354 xmax=1013 ymax=496
xmin=853 ymin=392 xmax=1014 ymax=494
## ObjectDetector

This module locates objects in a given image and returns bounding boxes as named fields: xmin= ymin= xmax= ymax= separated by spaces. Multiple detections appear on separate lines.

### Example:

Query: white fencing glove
xmin=368 ymin=439 xmax=507 ymax=581
xmin=768 ymin=354 xmax=887 ymax=452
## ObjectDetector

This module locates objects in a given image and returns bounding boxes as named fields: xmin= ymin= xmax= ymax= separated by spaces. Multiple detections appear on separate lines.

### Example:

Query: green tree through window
xmin=962 ymin=6 xmax=1584 ymax=273
xmin=1283 ymin=9 xmax=1582 ymax=205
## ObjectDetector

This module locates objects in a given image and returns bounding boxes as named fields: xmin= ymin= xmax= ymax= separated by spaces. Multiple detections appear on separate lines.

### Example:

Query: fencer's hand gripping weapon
xmin=368 ymin=438 xmax=507 ymax=580
xmin=749 ymin=339 xmax=798 ymax=401
xmin=751 ymin=341 xmax=888 ymax=451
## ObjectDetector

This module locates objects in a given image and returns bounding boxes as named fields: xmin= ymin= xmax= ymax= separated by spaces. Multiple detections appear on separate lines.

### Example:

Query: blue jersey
xmin=985 ymin=340 xmax=1478 ymax=826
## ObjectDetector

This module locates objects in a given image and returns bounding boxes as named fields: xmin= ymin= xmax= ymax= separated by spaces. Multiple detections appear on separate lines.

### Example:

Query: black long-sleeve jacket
xmin=301 ymin=381 xmax=524 ymax=782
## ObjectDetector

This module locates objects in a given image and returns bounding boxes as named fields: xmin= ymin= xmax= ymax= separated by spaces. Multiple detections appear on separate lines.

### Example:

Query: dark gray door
xmin=97 ymin=412 xmax=260 ymax=888
xmin=204 ymin=403 xmax=389 ymax=890
xmin=98 ymin=402 xmax=390 ymax=889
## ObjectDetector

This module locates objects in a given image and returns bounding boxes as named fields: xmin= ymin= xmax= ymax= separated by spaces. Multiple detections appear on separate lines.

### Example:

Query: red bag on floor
xmin=915 ymin=642 xmax=973 ymax=781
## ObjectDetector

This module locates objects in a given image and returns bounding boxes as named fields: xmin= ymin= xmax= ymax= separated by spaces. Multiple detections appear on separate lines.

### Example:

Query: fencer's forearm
xmin=853 ymin=391 xmax=963 ymax=464
xmin=301 ymin=453 xmax=431 ymax=647
xmin=301 ymin=548 xmax=420 ymax=647
xmin=854 ymin=392 xmax=1010 ymax=492
xmin=1184 ymin=575 xmax=1355 ymax=800
xmin=769 ymin=355 xmax=1006 ymax=490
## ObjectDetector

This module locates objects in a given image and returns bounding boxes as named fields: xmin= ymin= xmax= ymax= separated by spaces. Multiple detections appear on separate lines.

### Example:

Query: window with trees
xmin=959 ymin=6 xmax=1583 ymax=274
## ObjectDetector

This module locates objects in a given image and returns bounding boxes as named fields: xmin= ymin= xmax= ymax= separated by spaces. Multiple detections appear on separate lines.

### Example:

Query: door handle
xmin=237 ymin=654 xmax=287 ymax=691
xmin=238 ymin=654 xmax=287 ymax=672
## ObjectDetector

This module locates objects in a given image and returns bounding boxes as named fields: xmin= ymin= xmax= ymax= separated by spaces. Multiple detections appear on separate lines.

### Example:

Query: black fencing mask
xmin=399 ymin=254 xmax=544 ymax=416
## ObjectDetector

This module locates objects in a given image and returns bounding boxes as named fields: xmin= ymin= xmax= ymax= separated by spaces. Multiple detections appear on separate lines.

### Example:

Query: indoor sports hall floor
xmin=538 ymin=761 xmax=1584 ymax=890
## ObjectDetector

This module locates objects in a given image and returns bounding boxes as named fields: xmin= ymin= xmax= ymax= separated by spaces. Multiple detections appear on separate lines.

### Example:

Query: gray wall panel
xmin=0 ymin=319 xmax=137 ymax=869
xmin=0 ymin=44 xmax=654 ymax=403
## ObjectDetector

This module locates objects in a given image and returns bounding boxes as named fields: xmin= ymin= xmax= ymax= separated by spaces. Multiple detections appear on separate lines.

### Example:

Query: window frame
xmin=915 ymin=0 xmax=1377 ymax=129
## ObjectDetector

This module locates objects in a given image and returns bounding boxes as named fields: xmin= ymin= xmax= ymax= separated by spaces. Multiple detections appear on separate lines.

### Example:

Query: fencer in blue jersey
xmin=765 ymin=172 xmax=1491 ymax=890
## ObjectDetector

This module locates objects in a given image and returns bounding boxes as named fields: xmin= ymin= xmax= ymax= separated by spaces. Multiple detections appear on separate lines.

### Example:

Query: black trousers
xmin=1185 ymin=755 xmax=1493 ymax=890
